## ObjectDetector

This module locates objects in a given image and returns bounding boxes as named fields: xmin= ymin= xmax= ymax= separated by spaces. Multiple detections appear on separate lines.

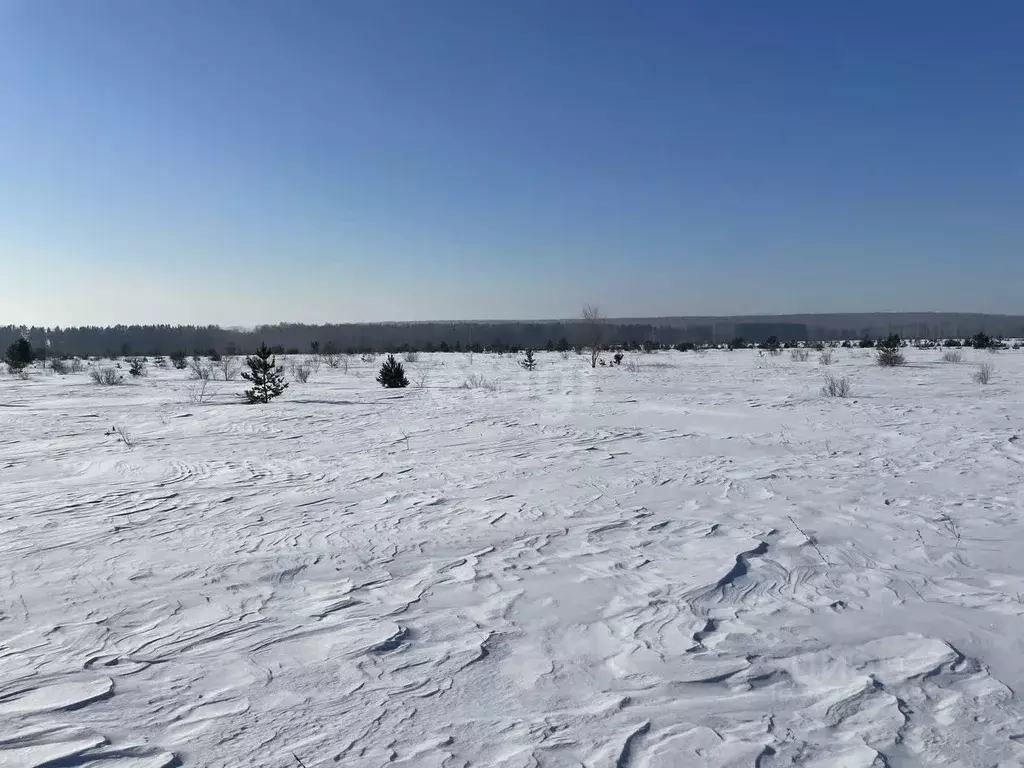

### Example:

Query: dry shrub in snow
xmin=189 ymin=358 xmax=212 ymax=381
xmin=818 ymin=350 xmax=834 ymax=366
xmin=187 ymin=380 xmax=210 ymax=404
xmin=403 ymin=351 xmax=419 ymax=363
xmin=90 ymin=367 xmax=123 ymax=385
xmin=104 ymin=425 xmax=134 ymax=447
xmin=460 ymin=373 xmax=496 ymax=391
xmin=790 ymin=349 xmax=810 ymax=362
xmin=973 ymin=362 xmax=993 ymax=385
xmin=942 ymin=350 xmax=964 ymax=363
xmin=50 ymin=358 xmax=70 ymax=375
xmin=624 ymin=358 xmax=641 ymax=373
xmin=822 ymin=373 xmax=852 ymax=398
xmin=292 ymin=363 xmax=313 ymax=383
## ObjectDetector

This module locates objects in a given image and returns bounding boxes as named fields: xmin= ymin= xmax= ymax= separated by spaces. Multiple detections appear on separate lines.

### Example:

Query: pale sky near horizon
xmin=1 ymin=0 xmax=1022 ymax=327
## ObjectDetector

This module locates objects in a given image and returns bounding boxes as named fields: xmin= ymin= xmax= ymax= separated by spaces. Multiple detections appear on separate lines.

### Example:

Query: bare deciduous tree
xmin=582 ymin=304 xmax=604 ymax=368
xmin=217 ymin=356 xmax=241 ymax=381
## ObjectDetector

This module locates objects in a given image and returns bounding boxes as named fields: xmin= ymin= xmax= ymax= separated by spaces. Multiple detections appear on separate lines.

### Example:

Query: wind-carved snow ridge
xmin=1 ymin=348 xmax=1024 ymax=766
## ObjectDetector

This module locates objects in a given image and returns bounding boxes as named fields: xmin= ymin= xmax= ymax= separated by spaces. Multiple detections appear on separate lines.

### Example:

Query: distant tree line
xmin=0 ymin=315 xmax=1020 ymax=359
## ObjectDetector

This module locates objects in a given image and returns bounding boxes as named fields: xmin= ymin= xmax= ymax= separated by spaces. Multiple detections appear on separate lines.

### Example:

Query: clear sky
xmin=1 ymin=0 xmax=1021 ymax=326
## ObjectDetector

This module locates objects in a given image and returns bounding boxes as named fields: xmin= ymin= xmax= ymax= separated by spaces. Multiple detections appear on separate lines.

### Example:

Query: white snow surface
xmin=2 ymin=348 xmax=1024 ymax=767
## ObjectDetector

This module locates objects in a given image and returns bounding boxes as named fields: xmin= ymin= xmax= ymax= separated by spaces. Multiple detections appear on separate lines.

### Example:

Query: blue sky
xmin=1 ymin=0 xmax=1021 ymax=326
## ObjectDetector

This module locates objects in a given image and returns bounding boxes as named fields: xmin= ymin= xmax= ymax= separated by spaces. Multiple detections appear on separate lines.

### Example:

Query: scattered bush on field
xmin=153 ymin=356 xmax=168 ymax=368
xmin=728 ymin=337 xmax=745 ymax=350
xmin=50 ymin=358 xmax=70 ymax=375
xmin=242 ymin=343 xmax=289 ymax=404
xmin=292 ymin=362 xmax=313 ymax=383
xmin=818 ymin=350 xmax=834 ymax=365
xmin=613 ymin=351 xmax=624 ymax=365
xmin=360 ymin=353 xmax=376 ymax=363
xmin=859 ymin=337 xmax=875 ymax=349
xmin=170 ymin=350 xmax=188 ymax=369
xmin=90 ymin=367 xmax=123 ymax=385
xmin=413 ymin=370 xmax=430 ymax=388
xmin=402 ymin=351 xmax=419 ymax=363
xmin=519 ymin=349 xmax=537 ymax=371
xmin=560 ymin=350 xmax=571 ymax=360
xmin=460 ymin=373 xmax=496 ymax=390
xmin=376 ymin=354 xmax=409 ymax=388
xmin=762 ymin=336 xmax=781 ymax=355
xmin=942 ymin=350 xmax=963 ymax=363
xmin=790 ymin=349 xmax=810 ymax=362
xmin=69 ymin=358 xmax=84 ymax=373
xmin=973 ymin=362 xmax=993 ymax=385
xmin=625 ymin=358 xmax=641 ymax=373
xmin=876 ymin=334 xmax=905 ymax=367
xmin=822 ymin=373 xmax=853 ymax=398
xmin=128 ymin=358 xmax=147 ymax=377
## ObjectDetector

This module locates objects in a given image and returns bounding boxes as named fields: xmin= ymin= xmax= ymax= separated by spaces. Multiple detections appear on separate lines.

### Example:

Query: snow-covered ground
xmin=2 ymin=347 xmax=1024 ymax=767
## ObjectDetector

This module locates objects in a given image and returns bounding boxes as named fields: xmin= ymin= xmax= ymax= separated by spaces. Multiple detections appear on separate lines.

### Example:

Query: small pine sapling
xmin=876 ymin=334 xmax=905 ymax=367
xmin=242 ymin=343 xmax=289 ymax=404
xmin=520 ymin=349 xmax=537 ymax=371
xmin=5 ymin=338 xmax=34 ymax=372
xmin=376 ymin=354 xmax=409 ymax=388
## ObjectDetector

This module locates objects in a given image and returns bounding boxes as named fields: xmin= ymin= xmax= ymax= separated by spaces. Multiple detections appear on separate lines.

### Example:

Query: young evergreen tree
xmin=519 ymin=349 xmax=537 ymax=371
xmin=4 ymin=338 xmax=34 ymax=372
xmin=376 ymin=354 xmax=409 ymax=388
xmin=242 ymin=343 xmax=289 ymax=403
xmin=876 ymin=333 xmax=905 ymax=367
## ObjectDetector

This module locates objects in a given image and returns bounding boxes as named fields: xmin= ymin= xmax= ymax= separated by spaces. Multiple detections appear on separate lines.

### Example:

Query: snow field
xmin=2 ymin=347 xmax=1023 ymax=766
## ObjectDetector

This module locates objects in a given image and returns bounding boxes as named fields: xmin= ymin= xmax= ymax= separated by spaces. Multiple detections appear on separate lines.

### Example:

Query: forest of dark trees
xmin=1 ymin=313 xmax=1021 ymax=358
